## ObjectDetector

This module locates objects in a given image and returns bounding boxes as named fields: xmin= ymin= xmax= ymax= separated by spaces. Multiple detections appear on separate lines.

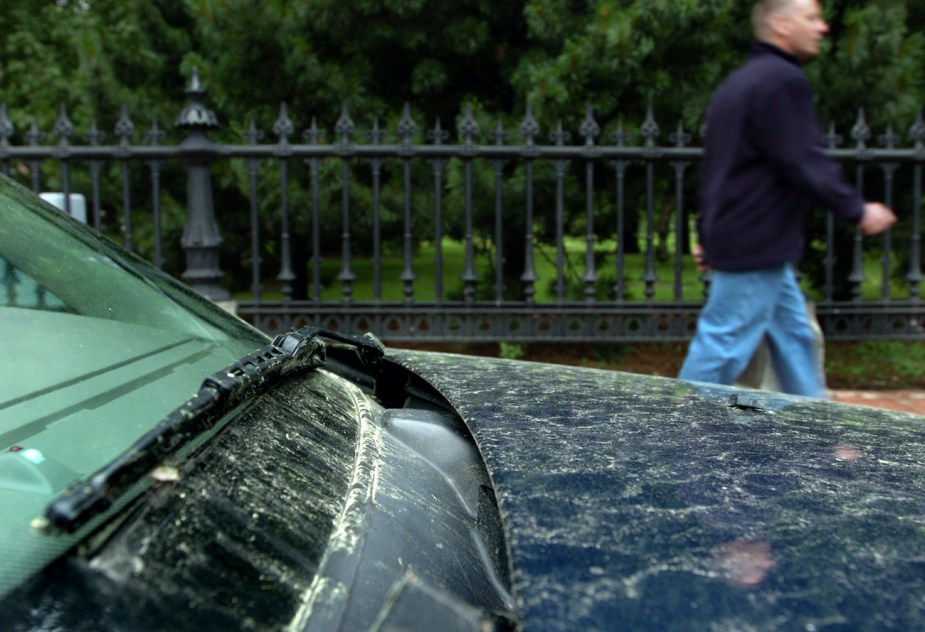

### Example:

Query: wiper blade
xmin=42 ymin=327 xmax=385 ymax=534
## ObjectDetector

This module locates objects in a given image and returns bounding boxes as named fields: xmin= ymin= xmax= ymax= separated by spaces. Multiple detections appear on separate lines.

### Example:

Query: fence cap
xmin=175 ymin=67 xmax=219 ymax=131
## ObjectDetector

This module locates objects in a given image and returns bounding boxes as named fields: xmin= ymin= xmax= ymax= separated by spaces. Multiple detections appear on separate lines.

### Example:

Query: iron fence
xmin=2 ymin=69 xmax=923 ymax=342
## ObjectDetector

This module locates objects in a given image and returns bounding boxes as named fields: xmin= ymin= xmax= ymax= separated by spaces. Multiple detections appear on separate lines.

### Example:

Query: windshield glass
xmin=0 ymin=174 xmax=267 ymax=595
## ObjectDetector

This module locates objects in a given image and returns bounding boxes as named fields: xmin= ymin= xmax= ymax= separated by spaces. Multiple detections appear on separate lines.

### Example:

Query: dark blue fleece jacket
xmin=698 ymin=42 xmax=865 ymax=271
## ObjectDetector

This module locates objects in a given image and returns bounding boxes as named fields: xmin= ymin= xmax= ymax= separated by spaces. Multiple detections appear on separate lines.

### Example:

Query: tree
xmin=2 ymin=0 xmax=923 ymax=298
xmin=1 ymin=0 xmax=193 ymax=131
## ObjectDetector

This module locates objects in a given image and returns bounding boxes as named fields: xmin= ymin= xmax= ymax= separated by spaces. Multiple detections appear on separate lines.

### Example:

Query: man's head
xmin=752 ymin=0 xmax=829 ymax=62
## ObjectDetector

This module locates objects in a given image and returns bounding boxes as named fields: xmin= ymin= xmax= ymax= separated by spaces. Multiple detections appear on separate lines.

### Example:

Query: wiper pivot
xmin=280 ymin=326 xmax=385 ymax=366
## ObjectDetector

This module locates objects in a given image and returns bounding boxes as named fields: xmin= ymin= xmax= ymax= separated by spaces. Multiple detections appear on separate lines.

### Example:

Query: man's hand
xmin=858 ymin=202 xmax=897 ymax=236
xmin=692 ymin=243 xmax=708 ymax=271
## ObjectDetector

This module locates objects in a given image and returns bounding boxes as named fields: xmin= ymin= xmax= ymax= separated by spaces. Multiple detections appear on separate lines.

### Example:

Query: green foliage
xmin=826 ymin=340 xmax=925 ymax=387
xmin=815 ymin=1 xmax=925 ymax=130
xmin=515 ymin=0 xmax=750 ymax=131
xmin=499 ymin=342 xmax=526 ymax=360
xmin=8 ymin=1 xmax=918 ymax=145
xmin=2 ymin=0 xmax=924 ymax=295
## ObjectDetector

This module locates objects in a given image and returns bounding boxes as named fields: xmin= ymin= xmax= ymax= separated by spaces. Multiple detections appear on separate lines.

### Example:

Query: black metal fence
xmin=2 ymin=69 xmax=923 ymax=342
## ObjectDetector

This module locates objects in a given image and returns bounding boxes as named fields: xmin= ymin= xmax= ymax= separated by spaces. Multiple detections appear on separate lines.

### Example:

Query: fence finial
xmin=273 ymin=103 xmax=294 ymax=143
xmin=0 ymin=104 xmax=13 ymax=147
xmin=175 ymin=67 xmax=219 ymax=130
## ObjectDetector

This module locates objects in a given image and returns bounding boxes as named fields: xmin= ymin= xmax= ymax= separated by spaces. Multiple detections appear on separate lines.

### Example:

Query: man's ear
xmin=767 ymin=12 xmax=792 ymax=41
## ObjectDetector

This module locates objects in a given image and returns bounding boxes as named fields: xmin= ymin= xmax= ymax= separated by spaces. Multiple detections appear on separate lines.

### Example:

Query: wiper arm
xmin=42 ymin=327 xmax=385 ymax=534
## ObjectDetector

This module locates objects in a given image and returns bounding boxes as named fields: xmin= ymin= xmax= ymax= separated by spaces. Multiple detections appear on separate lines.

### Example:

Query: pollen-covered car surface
xmin=388 ymin=350 xmax=925 ymax=631
xmin=4 ymin=368 xmax=361 ymax=630
xmin=4 ymin=355 xmax=513 ymax=632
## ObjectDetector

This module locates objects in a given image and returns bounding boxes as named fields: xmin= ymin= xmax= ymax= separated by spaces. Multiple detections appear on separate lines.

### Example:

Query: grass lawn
xmin=242 ymin=237 xmax=713 ymax=303
xmin=240 ymin=237 xmax=923 ymax=303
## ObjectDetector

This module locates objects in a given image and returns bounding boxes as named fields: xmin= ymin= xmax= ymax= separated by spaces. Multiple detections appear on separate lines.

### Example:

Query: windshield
xmin=0 ymin=174 xmax=267 ymax=596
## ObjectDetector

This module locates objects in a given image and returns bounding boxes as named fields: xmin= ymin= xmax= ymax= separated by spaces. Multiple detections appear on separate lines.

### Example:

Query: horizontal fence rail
xmin=1 ymin=70 xmax=923 ymax=342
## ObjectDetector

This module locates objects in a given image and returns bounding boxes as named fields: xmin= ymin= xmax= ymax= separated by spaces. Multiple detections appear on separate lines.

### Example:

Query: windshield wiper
xmin=42 ymin=326 xmax=385 ymax=534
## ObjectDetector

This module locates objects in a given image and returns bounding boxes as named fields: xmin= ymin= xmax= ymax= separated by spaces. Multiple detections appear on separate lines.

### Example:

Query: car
xmin=1 ymin=170 xmax=925 ymax=631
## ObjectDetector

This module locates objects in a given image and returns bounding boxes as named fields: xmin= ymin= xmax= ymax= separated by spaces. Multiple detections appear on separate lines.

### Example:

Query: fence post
xmin=174 ymin=67 xmax=229 ymax=301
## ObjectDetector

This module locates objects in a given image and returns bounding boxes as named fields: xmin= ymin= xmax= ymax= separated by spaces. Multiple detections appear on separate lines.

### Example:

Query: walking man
xmin=678 ymin=0 xmax=897 ymax=397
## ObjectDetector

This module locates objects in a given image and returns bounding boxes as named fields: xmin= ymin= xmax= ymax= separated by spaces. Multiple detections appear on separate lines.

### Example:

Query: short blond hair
xmin=752 ymin=0 xmax=795 ymax=40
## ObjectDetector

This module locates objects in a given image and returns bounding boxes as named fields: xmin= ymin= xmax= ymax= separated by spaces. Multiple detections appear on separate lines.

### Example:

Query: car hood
xmin=387 ymin=350 xmax=925 ymax=631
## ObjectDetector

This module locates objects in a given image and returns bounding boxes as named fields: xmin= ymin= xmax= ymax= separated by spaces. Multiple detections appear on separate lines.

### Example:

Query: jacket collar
xmin=752 ymin=41 xmax=801 ymax=66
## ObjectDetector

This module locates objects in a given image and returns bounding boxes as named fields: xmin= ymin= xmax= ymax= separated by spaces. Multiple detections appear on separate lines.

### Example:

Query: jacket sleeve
xmin=755 ymin=73 xmax=865 ymax=225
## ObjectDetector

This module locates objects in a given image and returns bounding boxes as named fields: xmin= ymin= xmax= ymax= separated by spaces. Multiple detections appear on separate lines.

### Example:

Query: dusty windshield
xmin=0 ymin=175 xmax=266 ymax=596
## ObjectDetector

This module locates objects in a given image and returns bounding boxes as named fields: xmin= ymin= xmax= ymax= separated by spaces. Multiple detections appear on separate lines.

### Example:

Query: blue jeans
xmin=679 ymin=264 xmax=826 ymax=398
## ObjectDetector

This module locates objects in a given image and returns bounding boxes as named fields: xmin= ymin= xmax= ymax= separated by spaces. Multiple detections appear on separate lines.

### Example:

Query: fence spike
xmin=0 ymin=104 xmax=13 ymax=146
xmin=458 ymin=103 xmax=479 ymax=145
xmin=398 ymin=103 xmax=417 ymax=143
xmin=520 ymin=104 xmax=539 ymax=145
xmin=851 ymin=108 xmax=869 ymax=148
xmin=273 ymin=103 xmax=293 ymax=143
xmin=825 ymin=122 xmax=843 ymax=149
xmin=580 ymin=104 xmax=599 ymax=145
xmin=910 ymin=109 xmax=925 ymax=148
xmin=84 ymin=119 xmax=106 ymax=145
xmin=303 ymin=117 xmax=323 ymax=144
xmin=670 ymin=121 xmax=690 ymax=148
xmin=641 ymin=104 xmax=659 ymax=146
xmin=880 ymin=123 xmax=898 ymax=149
xmin=146 ymin=119 xmax=165 ymax=146
xmin=335 ymin=103 xmax=355 ymax=143
xmin=243 ymin=115 xmax=263 ymax=144
xmin=550 ymin=119 xmax=570 ymax=145
xmin=428 ymin=118 xmax=448 ymax=145
xmin=54 ymin=104 xmax=74 ymax=144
